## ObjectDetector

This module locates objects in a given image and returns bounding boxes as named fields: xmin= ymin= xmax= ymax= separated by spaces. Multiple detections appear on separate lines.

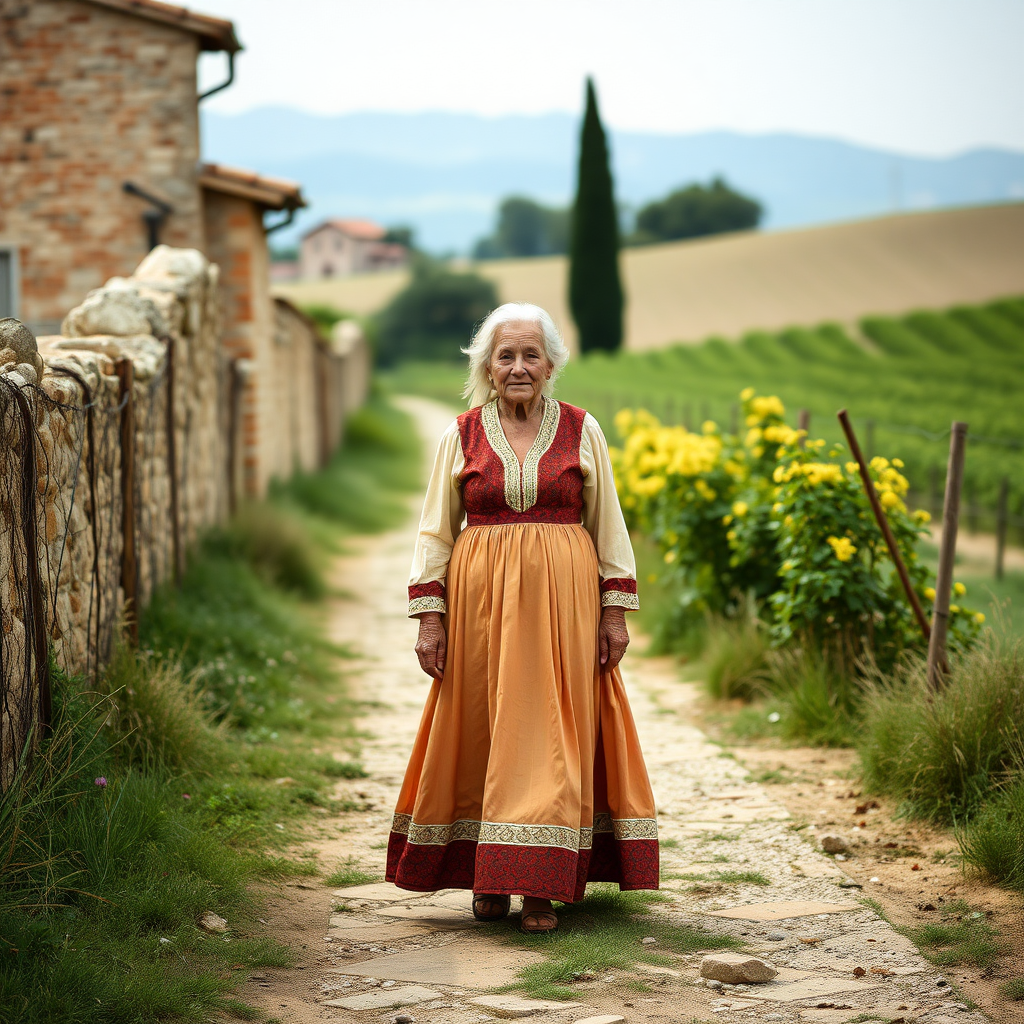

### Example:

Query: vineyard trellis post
xmin=797 ymin=408 xmax=810 ymax=448
xmin=838 ymin=409 xmax=932 ymax=644
xmin=10 ymin=385 xmax=52 ymax=733
xmin=164 ymin=337 xmax=182 ymax=585
xmin=996 ymin=475 xmax=1009 ymax=581
xmin=927 ymin=421 xmax=969 ymax=691
xmin=116 ymin=357 xmax=139 ymax=645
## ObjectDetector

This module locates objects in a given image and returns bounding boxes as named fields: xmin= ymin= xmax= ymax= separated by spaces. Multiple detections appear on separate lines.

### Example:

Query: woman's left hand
xmin=599 ymin=606 xmax=630 ymax=671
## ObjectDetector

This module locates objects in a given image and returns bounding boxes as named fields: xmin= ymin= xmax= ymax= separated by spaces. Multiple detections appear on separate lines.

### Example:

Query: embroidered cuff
xmin=600 ymin=577 xmax=639 ymax=610
xmin=409 ymin=581 xmax=446 ymax=617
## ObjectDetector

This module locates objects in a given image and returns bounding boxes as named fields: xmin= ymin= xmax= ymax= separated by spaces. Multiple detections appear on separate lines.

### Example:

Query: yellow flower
xmin=913 ymin=509 xmax=932 ymax=525
xmin=732 ymin=501 xmax=748 ymax=517
xmin=726 ymin=530 xmax=738 ymax=542
xmin=740 ymin=386 xmax=755 ymax=402
xmin=870 ymin=456 xmax=890 ymax=472
xmin=722 ymin=514 xmax=733 ymax=526
xmin=974 ymin=612 xmax=986 ymax=625
xmin=745 ymin=414 xmax=761 ymax=428
xmin=949 ymin=604 xmax=960 ymax=614
xmin=613 ymin=408 xmax=634 ymax=437
xmin=827 ymin=535 xmax=857 ymax=562
xmin=664 ymin=549 xmax=677 ymax=564
xmin=845 ymin=462 xmax=859 ymax=475
xmin=924 ymin=587 xmax=936 ymax=601
xmin=892 ymin=458 xmax=904 ymax=468
xmin=880 ymin=491 xmax=900 ymax=511
xmin=781 ymin=560 xmax=795 ymax=572
xmin=772 ymin=503 xmax=784 ymax=513
xmin=702 ymin=420 xmax=718 ymax=434
xmin=647 ymin=573 xmax=658 ymax=584
xmin=953 ymin=582 xmax=966 ymax=597
xmin=773 ymin=465 xmax=786 ymax=483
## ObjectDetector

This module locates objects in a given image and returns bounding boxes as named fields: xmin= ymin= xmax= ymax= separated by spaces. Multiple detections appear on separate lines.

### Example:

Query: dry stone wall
xmin=0 ymin=246 xmax=369 ymax=783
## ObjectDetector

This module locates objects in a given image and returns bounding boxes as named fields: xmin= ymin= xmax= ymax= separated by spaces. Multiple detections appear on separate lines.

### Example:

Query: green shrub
xmin=214 ymin=500 xmax=325 ymax=598
xmin=958 ymin=772 xmax=1024 ymax=891
xmin=859 ymin=634 xmax=1024 ymax=822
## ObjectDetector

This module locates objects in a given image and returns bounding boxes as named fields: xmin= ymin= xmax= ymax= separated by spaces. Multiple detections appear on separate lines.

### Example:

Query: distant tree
xmin=270 ymin=244 xmax=299 ymax=262
xmin=383 ymin=225 xmax=416 ymax=249
xmin=569 ymin=78 xmax=623 ymax=354
xmin=633 ymin=177 xmax=762 ymax=244
xmin=300 ymin=303 xmax=353 ymax=341
xmin=472 ymin=196 xmax=570 ymax=260
xmin=375 ymin=256 xmax=498 ymax=365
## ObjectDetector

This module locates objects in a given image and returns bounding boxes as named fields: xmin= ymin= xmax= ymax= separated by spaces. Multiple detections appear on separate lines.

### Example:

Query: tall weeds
xmin=858 ymin=632 xmax=1024 ymax=822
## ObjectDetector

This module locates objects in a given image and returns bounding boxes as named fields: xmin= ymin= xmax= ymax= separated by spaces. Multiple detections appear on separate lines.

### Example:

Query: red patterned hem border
xmin=600 ymin=577 xmax=638 ymax=594
xmin=409 ymin=580 xmax=446 ymax=616
xmin=385 ymin=833 xmax=659 ymax=903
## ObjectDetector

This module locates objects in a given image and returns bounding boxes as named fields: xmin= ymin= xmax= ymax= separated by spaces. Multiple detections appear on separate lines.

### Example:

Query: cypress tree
xmin=569 ymin=77 xmax=624 ymax=354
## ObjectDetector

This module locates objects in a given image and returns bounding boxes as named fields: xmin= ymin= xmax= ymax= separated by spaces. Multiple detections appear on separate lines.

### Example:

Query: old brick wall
xmin=0 ymin=246 xmax=369 ymax=783
xmin=0 ymin=0 xmax=205 ymax=334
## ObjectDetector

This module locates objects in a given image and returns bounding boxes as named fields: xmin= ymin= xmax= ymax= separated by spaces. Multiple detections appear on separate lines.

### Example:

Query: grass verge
xmin=898 ymin=900 xmax=1005 ymax=969
xmin=492 ymin=885 xmax=740 ymax=1001
xmin=0 ymin=396 xmax=420 ymax=1023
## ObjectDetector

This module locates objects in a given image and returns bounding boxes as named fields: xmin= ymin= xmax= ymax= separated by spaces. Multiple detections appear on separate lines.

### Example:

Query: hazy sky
xmin=196 ymin=0 xmax=1024 ymax=156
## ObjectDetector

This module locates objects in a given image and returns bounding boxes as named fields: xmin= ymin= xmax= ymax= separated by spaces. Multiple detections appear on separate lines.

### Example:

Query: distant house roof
xmin=82 ymin=0 xmax=242 ymax=53
xmin=199 ymin=163 xmax=306 ymax=211
xmin=302 ymin=218 xmax=388 ymax=242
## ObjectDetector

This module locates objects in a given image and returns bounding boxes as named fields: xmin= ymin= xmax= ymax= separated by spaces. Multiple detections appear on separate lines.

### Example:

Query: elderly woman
xmin=385 ymin=302 xmax=658 ymax=933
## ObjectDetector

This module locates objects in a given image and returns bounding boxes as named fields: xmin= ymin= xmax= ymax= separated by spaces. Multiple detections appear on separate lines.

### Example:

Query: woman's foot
xmin=472 ymin=893 xmax=510 ymax=921
xmin=520 ymin=896 xmax=558 ymax=933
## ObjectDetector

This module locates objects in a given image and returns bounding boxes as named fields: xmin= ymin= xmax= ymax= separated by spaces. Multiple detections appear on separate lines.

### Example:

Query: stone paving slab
xmin=707 ymin=900 xmax=862 ymax=921
xmin=326 ymin=919 xmax=436 ymax=941
xmin=469 ymin=994 xmax=584 ymax=1018
xmin=743 ymin=975 xmax=885 ymax=1002
xmin=332 ymin=882 xmax=423 ymax=901
xmin=322 ymin=983 xmax=442 ymax=1009
xmin=339 ymin=941 xmax=545 ymax=988
xmin=377 ymin=904 xmax=480 ymax=926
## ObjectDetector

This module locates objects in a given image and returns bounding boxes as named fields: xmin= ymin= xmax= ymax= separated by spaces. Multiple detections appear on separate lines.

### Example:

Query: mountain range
xmin=201 ymin=108 xmax=1024 ymax=253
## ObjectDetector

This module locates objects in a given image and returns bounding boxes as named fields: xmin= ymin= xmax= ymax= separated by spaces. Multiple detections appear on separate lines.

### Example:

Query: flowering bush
xmin=612 ymin=389 xmax=982 ymax=664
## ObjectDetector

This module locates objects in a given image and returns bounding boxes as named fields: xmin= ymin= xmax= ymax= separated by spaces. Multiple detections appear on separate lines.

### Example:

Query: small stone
xmin=700 ymin=953 xmax=779 ymax=984
xmin=706 ymin=979 xmax=723 ymax=990
xmin=820 ymin=833 xmax=849 ymax=854
xmin=382 ymin=980 xmax=396 ymax=988
xmin=767 ymin=930 xmax=786 ymax=941
xmin=469 ymin=994 xmax=584 ymax=1017
xmin=394 ymin=1016 xmax=415 ymax=1024
xmin=641 ymin=936 xmax=657 ymax=945
xmin=197 ymin=911 xmax=228 ymax=934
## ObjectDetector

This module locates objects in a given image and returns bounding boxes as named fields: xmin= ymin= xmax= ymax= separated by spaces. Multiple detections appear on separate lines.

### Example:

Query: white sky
xmin=196 ymin=0 xmax=1024 ymax=157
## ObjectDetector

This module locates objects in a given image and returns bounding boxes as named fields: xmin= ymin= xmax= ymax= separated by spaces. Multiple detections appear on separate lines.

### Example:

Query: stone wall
xmin=0 ymin=0 xmax=205 ymax=333
xmin=0 ymin=246 xmax=370 ymax=783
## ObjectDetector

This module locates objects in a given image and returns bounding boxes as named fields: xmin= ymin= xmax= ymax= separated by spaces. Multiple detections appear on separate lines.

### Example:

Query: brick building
xmin=199 ymin=162 xmax=307 ymax=496
xmin=0 ymin=0 xmax=240 ymax=333
xmin=300 ymin=218 xmax=408 ymax=279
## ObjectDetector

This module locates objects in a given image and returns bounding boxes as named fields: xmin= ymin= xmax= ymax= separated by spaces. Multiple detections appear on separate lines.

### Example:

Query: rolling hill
xmin=276 ymin=202 xmax=1024 ymax=352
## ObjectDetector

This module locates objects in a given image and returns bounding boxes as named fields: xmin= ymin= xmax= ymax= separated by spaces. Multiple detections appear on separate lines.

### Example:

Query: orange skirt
xmin=386 ymin=523 xmax=659 ymax=903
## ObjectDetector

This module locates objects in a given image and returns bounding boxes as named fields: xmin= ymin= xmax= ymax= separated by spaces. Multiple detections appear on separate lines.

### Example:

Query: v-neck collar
xmin=480 ymin=398 xmax=561 ymax=512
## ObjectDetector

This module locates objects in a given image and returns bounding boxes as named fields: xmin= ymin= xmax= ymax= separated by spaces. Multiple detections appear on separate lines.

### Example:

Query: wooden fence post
xmin=927 ymin=421 xmax=969 ymax=691
xmin=995 ymin=475 xmax=1009 ymax=581
xmin=838 ymin=409 xmax=931 ymax=643
xmin=164 ymin=337 xmax=182 ymax=585
xmin=116 ymin=357 xmax=138 ymax=645
xmin=797 ymin=409 xmax=810 ymax=448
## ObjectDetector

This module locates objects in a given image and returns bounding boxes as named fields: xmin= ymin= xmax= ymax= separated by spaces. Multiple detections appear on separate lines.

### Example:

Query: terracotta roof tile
xmin=302 ymin=218 xmax=388 ymax=241
xmin=199 ymin=163 xmax=306 ymax=210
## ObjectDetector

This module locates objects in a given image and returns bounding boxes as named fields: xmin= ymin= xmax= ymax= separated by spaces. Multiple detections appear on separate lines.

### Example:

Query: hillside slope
xmin=277 ymin=203 xmax=1024 ymax=351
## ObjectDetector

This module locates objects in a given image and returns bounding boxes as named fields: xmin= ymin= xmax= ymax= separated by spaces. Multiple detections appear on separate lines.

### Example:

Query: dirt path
xmin=240 ymin=396 xmax=992 ymax=1024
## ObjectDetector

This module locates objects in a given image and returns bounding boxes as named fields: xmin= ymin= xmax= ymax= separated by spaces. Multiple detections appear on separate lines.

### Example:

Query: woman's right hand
xmin=414 ymin=612 xmax=447 ymax=679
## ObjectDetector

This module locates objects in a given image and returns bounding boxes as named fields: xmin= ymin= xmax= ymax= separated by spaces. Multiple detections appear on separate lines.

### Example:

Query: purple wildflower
xmin=94 ymin=777 xmax=107 ymax=788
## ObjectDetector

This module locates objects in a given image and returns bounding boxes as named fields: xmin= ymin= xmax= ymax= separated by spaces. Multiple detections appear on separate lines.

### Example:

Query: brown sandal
xmin=472 ymin=893 xmax=510 ymax=921
xmin=520 ymin=909 xmax=558 ymax=934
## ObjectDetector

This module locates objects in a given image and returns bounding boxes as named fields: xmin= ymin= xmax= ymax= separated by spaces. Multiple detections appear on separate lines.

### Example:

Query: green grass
xmin=0 ymin=396 xmax=421 ymax=1023
xmin=1001 ymin=978 xmax=1024 ymax=1001
xmin=899 ymin=900 xmax=1004 ymax=969
xmin=494 ymin=885 xmax=740 ymax=1000
xmin=958 ymin=774 xmax=1024 ymax=891
xmin=324 ymin=858 xmax=379 ymax=888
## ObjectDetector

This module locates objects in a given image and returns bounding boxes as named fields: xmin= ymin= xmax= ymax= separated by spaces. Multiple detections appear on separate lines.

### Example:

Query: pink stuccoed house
xmin=299 ymin=219 xmax=408 ymax=279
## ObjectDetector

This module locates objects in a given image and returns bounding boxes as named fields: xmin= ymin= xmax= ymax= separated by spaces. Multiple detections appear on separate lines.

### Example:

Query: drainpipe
xmin=198 ymin=51 xmax=236 ymax=102
xmin=123 ymin=182 xmax=174 ymax=250
xmin=264 ymin=207 xmax=297 ymax=236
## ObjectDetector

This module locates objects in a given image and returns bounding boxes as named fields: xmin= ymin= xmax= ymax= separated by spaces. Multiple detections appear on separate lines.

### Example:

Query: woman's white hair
xmin=462 ymin=302 xmax=569 ymax=408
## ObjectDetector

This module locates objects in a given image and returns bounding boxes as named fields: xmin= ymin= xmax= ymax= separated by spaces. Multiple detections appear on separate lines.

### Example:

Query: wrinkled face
xmin=488 ymin=321 xmax=553 ymax=405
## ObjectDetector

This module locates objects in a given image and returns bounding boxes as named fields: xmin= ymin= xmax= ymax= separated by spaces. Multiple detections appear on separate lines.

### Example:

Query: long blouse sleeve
xmin=580 ymin=413 xmax=639 ymax=610
xmin=407 ymin=421 xmax=465 ymax=616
